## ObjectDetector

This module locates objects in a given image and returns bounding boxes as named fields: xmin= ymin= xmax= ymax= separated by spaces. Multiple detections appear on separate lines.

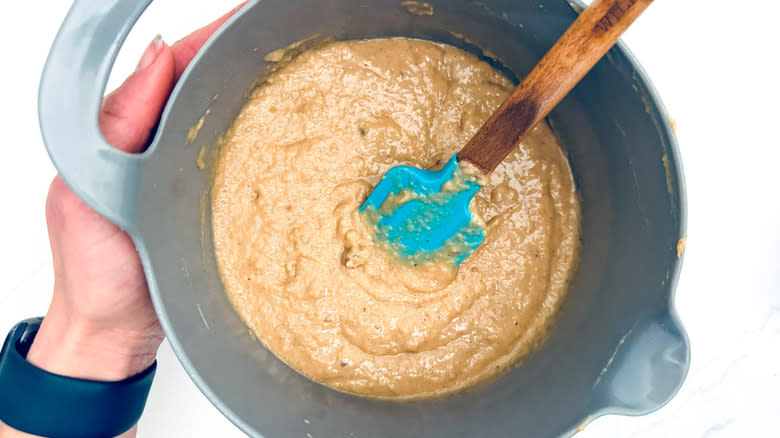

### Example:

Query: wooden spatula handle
xmin=458 ymin=0 xmax=654 ymax=174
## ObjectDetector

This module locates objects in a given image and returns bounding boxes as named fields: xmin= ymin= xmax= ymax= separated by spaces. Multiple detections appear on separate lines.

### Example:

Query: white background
xmin=1 ymin=1 xmax=778 ymax=437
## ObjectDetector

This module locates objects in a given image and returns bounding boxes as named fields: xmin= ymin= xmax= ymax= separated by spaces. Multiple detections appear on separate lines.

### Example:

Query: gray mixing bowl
xmin=39 ymin=0 xmax=689 ymax=436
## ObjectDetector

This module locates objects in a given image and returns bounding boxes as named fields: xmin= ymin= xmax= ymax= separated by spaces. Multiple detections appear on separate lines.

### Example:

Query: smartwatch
xmin=0 ymin=318 xmax=156 ymax=438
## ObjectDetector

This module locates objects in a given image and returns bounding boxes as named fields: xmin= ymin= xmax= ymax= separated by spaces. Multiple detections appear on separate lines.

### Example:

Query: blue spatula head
xmin=359 ymin=155 xmax=485 ymax=266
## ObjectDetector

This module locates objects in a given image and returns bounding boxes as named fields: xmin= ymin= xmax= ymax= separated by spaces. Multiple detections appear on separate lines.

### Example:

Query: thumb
xmin=99 ymin=36 xmax=176 ymax=153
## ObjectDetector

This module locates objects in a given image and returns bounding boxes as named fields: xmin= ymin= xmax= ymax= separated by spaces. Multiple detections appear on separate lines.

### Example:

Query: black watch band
xmin=0 ymin=318 xmax=156 ymax=438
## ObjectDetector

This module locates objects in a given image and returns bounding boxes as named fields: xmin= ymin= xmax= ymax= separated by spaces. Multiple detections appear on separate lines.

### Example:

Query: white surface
xmin=1 ymin=1 xmax=778 ymax=437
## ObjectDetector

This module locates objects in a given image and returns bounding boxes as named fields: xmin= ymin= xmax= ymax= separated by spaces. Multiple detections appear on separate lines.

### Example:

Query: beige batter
xmin=212 ymin=38 xmax=581 ymax=399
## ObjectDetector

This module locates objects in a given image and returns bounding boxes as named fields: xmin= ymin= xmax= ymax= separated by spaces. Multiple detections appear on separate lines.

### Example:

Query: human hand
xmin=23 ymin=4 xmax=246 ymax=383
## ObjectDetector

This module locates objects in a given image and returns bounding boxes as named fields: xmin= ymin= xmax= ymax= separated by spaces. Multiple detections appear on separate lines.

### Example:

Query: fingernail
xmin=136 ymin=34 xmax=164 ymax=72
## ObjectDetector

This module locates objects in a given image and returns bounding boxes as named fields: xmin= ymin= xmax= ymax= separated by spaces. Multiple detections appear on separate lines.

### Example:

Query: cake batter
xmin=212 ymin=38 xmax=581 ymax=399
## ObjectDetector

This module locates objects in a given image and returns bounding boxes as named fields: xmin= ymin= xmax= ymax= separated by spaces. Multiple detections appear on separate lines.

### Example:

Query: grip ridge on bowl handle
xmin=38 ymin=0 xmax=155 ymax=231
xmin=588 ymin=309 xmax=690 ymax=416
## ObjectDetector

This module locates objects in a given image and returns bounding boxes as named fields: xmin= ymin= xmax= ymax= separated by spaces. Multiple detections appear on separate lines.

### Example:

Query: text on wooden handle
xmin=593 ymin=0 xmax=639 ymax=36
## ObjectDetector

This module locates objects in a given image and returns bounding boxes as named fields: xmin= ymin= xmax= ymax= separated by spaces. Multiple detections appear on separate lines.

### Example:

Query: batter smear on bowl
xmin=212 ymin=38 xmax=581 ymax=399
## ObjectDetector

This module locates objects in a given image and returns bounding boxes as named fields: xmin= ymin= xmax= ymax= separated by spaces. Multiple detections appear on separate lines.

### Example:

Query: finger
xmin=171 ymin=1 xmax=248 ymax=81
xmin=98 ymin=2 xmax=247 ymax=152
xmin=99 ymin=37 xmax=176 ymax=153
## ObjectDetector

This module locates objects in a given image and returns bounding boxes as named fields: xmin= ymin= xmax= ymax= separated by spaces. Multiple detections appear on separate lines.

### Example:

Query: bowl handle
xmin=589 ymin=308 xmax=691 ymax=416
xmin=38 ymin=0 xmax=154 ymax=231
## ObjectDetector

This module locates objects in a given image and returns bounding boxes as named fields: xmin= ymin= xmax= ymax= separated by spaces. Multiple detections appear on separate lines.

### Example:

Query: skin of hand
xmin=0 ymin=4 xmax=246 ymax=438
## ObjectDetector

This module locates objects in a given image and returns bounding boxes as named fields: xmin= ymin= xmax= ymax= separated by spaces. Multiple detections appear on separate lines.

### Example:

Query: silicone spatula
xmin=360 ymin=0 xmax=653 ymax=265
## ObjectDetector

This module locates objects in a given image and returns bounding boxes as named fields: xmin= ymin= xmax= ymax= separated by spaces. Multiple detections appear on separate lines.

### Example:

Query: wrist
xmin=26 ymin=305 xmax=163 ymax=381
xmin=0 ymin=319 xmax=157 ymax=438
